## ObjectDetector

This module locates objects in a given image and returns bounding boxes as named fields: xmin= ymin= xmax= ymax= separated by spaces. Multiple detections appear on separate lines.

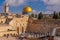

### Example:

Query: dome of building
xmin=23 ymin=6 xmax=32 ymax=13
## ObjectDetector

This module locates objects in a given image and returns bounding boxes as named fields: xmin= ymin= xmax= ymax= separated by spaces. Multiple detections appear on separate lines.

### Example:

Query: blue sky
xmin=0 ymin=0 xmax=60 ymax=14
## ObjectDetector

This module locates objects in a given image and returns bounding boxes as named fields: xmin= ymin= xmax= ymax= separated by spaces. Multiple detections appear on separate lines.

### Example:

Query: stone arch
xmin=15 ymin=33 xmax=17 ymax=36
xmin=3 ymin=34 xmax=6 ymax=37
xmin=1 ymin=21 xmax=3 ymax=23
xmin=6 ymin=34 xmax=9 ymax=38
xmin=13 ymin=33 xmax=16 ymax=37
xmin=10 ymin=33 xmax=13 ymax=36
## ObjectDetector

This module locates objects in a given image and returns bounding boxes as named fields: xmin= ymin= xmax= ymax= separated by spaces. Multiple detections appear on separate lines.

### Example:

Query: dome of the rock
xmin=23 ymin=6 xmax=32 ymax=13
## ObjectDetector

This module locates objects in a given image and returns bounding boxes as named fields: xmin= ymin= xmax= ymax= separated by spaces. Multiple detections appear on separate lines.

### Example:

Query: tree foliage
xmin=53 ymin=11 xmax=58 ymax=19
xmin=31 ymin=13 xmax=34 ymax=17
xmin=58 ymin=12 xmax=60 ymax=19
xmin=38 ymin=12 xmax=43 ymax=19
xmin=59 ymin=12 xmax=60 ymax=16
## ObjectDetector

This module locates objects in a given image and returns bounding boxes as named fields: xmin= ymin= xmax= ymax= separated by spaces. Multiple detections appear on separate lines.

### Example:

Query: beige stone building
xmin=9 ymin=15 xmax=29 ymax=34
xmin=0 ymin=15 xmax=29 ymax=37
xmin=0 ymin=24 xmax=18 ymax=37
xmin=0 ymin=3 xmax=33 ymax=37
xmin=0 ymin=16 xmax=6 ymax=24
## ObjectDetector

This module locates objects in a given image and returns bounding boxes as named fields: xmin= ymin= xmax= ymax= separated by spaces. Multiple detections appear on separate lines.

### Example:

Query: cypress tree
xmin=38 ymin=12 xmax=43 ymax=19
xmin=31 ymin=13 xmax=34 ymax=17
xmin=58 ymin=12 xmax=60 ymax=19
xmin=53 ymin=11 xmax=58 ymax=19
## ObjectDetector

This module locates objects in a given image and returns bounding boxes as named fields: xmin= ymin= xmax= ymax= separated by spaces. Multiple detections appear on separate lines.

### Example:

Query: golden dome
xmin=23 ymin=6 xmax=32 ymax=13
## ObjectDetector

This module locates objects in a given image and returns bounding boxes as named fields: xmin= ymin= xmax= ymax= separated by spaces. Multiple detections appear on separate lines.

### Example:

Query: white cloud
xmin=33 ymin=10 xmax=40 ymax=14
xmin=42 ymin=0 xmax=60 ymax=5
xmin=33 ymin=10 xmax=37 ymax=14
xmin=5 ymin=0 xmax=38 ymax=6
xmin=46 ymin=5 xmax=60 ymax=12
xmin=41 ymin=0 xmax=60 ymax=13
xmin=5 ymin=0 xmax=26 ymax=6
xmin=44 ymin=11 xmax=52 ymax=14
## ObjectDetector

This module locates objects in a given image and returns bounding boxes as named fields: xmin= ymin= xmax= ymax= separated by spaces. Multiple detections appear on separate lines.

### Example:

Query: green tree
xmin=53 ymin=11 xmax=58 ymax=19
xmin=31 ymin=13 xmax=34 ymax=17
xmin=58 ymin=12 xmax=60 ymax=19
xmin=38 ymin=12 xmax=43 ymax=19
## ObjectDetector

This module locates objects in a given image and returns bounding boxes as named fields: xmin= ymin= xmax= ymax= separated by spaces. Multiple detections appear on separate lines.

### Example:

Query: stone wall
xmin=26 ymin=19 xmax=60 ymax=33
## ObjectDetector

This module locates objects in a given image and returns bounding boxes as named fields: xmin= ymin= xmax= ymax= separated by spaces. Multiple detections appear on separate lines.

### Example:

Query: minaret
xmin=5 ymin=3 xmax=9 ymax=14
